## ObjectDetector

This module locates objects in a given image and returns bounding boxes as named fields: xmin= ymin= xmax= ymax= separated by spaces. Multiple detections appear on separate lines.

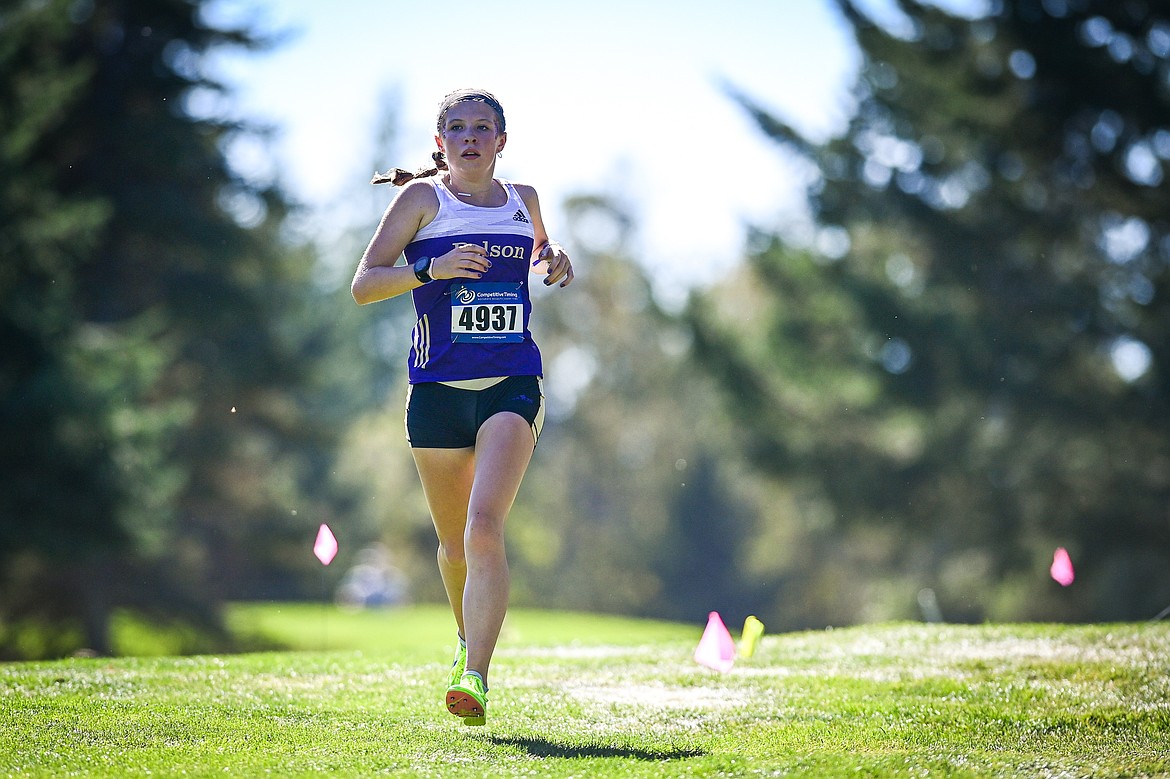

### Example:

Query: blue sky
xmin=202 ymin=0 xmax=977 ymax=302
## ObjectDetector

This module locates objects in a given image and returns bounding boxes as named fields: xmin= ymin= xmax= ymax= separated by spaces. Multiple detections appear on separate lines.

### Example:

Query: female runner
xmin=351 ymin=88 xmax=573 ymax=726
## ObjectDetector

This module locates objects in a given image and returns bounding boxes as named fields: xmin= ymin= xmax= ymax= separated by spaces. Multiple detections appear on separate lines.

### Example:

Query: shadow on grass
xmin=490 ymin=735 xmax=704 ymax=761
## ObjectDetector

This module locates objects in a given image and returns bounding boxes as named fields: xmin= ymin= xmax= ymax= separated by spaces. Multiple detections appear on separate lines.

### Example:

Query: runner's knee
xmin=464 ymin=512 xmax=506 ymax=556
xmin=438 ymin=540 xmax=466 ymax=567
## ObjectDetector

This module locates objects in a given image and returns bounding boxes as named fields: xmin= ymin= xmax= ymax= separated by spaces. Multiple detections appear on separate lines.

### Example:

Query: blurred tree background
xmin=692 ymin=0 xmax=1170 ymax=625
xmin=2 ymin=0 xmax=1167 ymax=659
xmin=0 ymin=0 xmax=364 ymax=658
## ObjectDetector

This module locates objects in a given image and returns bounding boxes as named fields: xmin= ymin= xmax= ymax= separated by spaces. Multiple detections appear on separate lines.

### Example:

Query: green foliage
xmin=692 ymin=0 xmax=1170 ymax=625
xmin=2 ymin=611 xmax=1166 ymax=778
xmin=0 ymin=0 xmax=352 ymax=658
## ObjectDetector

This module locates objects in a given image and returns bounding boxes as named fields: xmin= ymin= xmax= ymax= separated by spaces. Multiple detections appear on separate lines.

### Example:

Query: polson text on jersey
xmin=453 ymin=240 xmax=529 ymax=260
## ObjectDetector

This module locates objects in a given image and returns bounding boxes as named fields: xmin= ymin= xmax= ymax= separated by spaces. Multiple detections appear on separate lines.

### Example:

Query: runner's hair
xmin=371 ymin=151 xmax=447 ymax=186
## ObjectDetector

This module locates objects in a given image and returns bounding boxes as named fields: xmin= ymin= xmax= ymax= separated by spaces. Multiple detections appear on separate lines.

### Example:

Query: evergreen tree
xmin=692 ymin=0 xmax=1170 ymax=623
xmin=0 ymin=0 xmax=341 ymax=657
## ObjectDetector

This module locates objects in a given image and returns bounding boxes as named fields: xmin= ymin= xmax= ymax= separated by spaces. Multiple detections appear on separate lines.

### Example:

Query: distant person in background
xmin=334 ymin=544 xmax=408 ymax=609
xmin=351 ymin=88 xmax=573 ymax=726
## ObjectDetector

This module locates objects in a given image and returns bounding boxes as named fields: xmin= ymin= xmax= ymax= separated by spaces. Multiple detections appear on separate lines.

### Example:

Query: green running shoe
xmin=447 ymin=638 xmax=467 ymax=689
xmin=446 ymin=671 xmax=488 ymax=726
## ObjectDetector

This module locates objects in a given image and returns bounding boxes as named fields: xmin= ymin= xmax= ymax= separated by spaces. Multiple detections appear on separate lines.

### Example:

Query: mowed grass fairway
xmin=2 ymin=605 xmax=1168 ymax=778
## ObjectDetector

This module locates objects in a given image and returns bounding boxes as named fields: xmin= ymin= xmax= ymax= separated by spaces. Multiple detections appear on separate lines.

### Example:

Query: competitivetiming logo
xmin=455 ymin=287 xmax=521 ymax=304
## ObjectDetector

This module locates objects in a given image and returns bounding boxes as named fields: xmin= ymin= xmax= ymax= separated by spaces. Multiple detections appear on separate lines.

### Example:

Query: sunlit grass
xmin=4 ymin=607 xmax=1168 ymax=778
xmin=224 ymin=601 xmax=696 ymax=656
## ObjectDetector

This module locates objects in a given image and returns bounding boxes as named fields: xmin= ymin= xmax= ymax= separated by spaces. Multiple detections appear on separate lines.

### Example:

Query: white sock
xmin=464 ymin=669 xmax=486 ymax=690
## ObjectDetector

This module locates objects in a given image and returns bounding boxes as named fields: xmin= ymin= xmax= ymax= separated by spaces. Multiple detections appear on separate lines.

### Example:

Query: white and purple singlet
xmin=403 ymin=178 xmax=542 ymax=384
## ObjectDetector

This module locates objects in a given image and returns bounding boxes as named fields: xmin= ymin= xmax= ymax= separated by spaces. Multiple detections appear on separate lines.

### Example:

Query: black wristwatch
xmin=413 ymin=256 xmax=434 ymax=284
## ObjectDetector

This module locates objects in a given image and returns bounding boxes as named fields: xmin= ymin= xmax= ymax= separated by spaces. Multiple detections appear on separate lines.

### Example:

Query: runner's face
xmin=436 ymin=101 xmax=506 ymax=165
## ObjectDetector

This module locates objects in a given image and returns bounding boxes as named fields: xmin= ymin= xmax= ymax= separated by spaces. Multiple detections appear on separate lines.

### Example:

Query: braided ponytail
xmin=371 ymin=151 xmax=449 ymax=186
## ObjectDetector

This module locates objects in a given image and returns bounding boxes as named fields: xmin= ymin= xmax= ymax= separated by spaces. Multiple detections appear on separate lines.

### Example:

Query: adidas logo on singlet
xmin=512 ymin=210 xmax=529 ymax=223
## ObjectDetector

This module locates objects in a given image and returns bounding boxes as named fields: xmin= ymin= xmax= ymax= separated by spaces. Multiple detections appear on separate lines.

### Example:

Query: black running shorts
xmin=405 ymin=375 xmax=544 ymax=449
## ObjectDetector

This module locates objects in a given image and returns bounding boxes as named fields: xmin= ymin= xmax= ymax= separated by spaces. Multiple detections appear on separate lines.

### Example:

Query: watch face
xmin=414 ymin=257 xmax=432 ymax=281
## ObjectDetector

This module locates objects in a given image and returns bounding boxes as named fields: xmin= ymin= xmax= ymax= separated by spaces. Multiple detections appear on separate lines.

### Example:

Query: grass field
xmin=3 ymin=604 xmax=1168 ymax=778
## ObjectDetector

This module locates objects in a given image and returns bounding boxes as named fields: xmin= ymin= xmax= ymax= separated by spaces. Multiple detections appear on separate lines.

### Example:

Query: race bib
xmin=450 ymin=282 xmax=524 ymax=343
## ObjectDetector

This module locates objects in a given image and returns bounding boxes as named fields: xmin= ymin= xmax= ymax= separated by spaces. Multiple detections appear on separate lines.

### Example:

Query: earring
xmin=497 ymin=151 xmax=503 ymax=159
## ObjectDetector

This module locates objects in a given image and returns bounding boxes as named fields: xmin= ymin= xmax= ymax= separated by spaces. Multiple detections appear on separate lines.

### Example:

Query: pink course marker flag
xmin=694 ymin=611 xmax=736 ymax=673
xmin=1050 ymin=547 xmax=1075 ymax=587
xmin=313 ymin=523 xmax=338 ymax=566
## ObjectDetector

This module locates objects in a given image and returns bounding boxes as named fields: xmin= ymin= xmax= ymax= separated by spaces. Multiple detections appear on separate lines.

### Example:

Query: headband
xmin=436 ymin=89 xmax=506 ymax=133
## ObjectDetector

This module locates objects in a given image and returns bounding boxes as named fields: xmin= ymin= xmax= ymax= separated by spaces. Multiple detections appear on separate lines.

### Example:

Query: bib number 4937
xmin=451 ymin=283 xmax=524 ymax=343
xmin=457 ymin=304 xmax=518 ymax=332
